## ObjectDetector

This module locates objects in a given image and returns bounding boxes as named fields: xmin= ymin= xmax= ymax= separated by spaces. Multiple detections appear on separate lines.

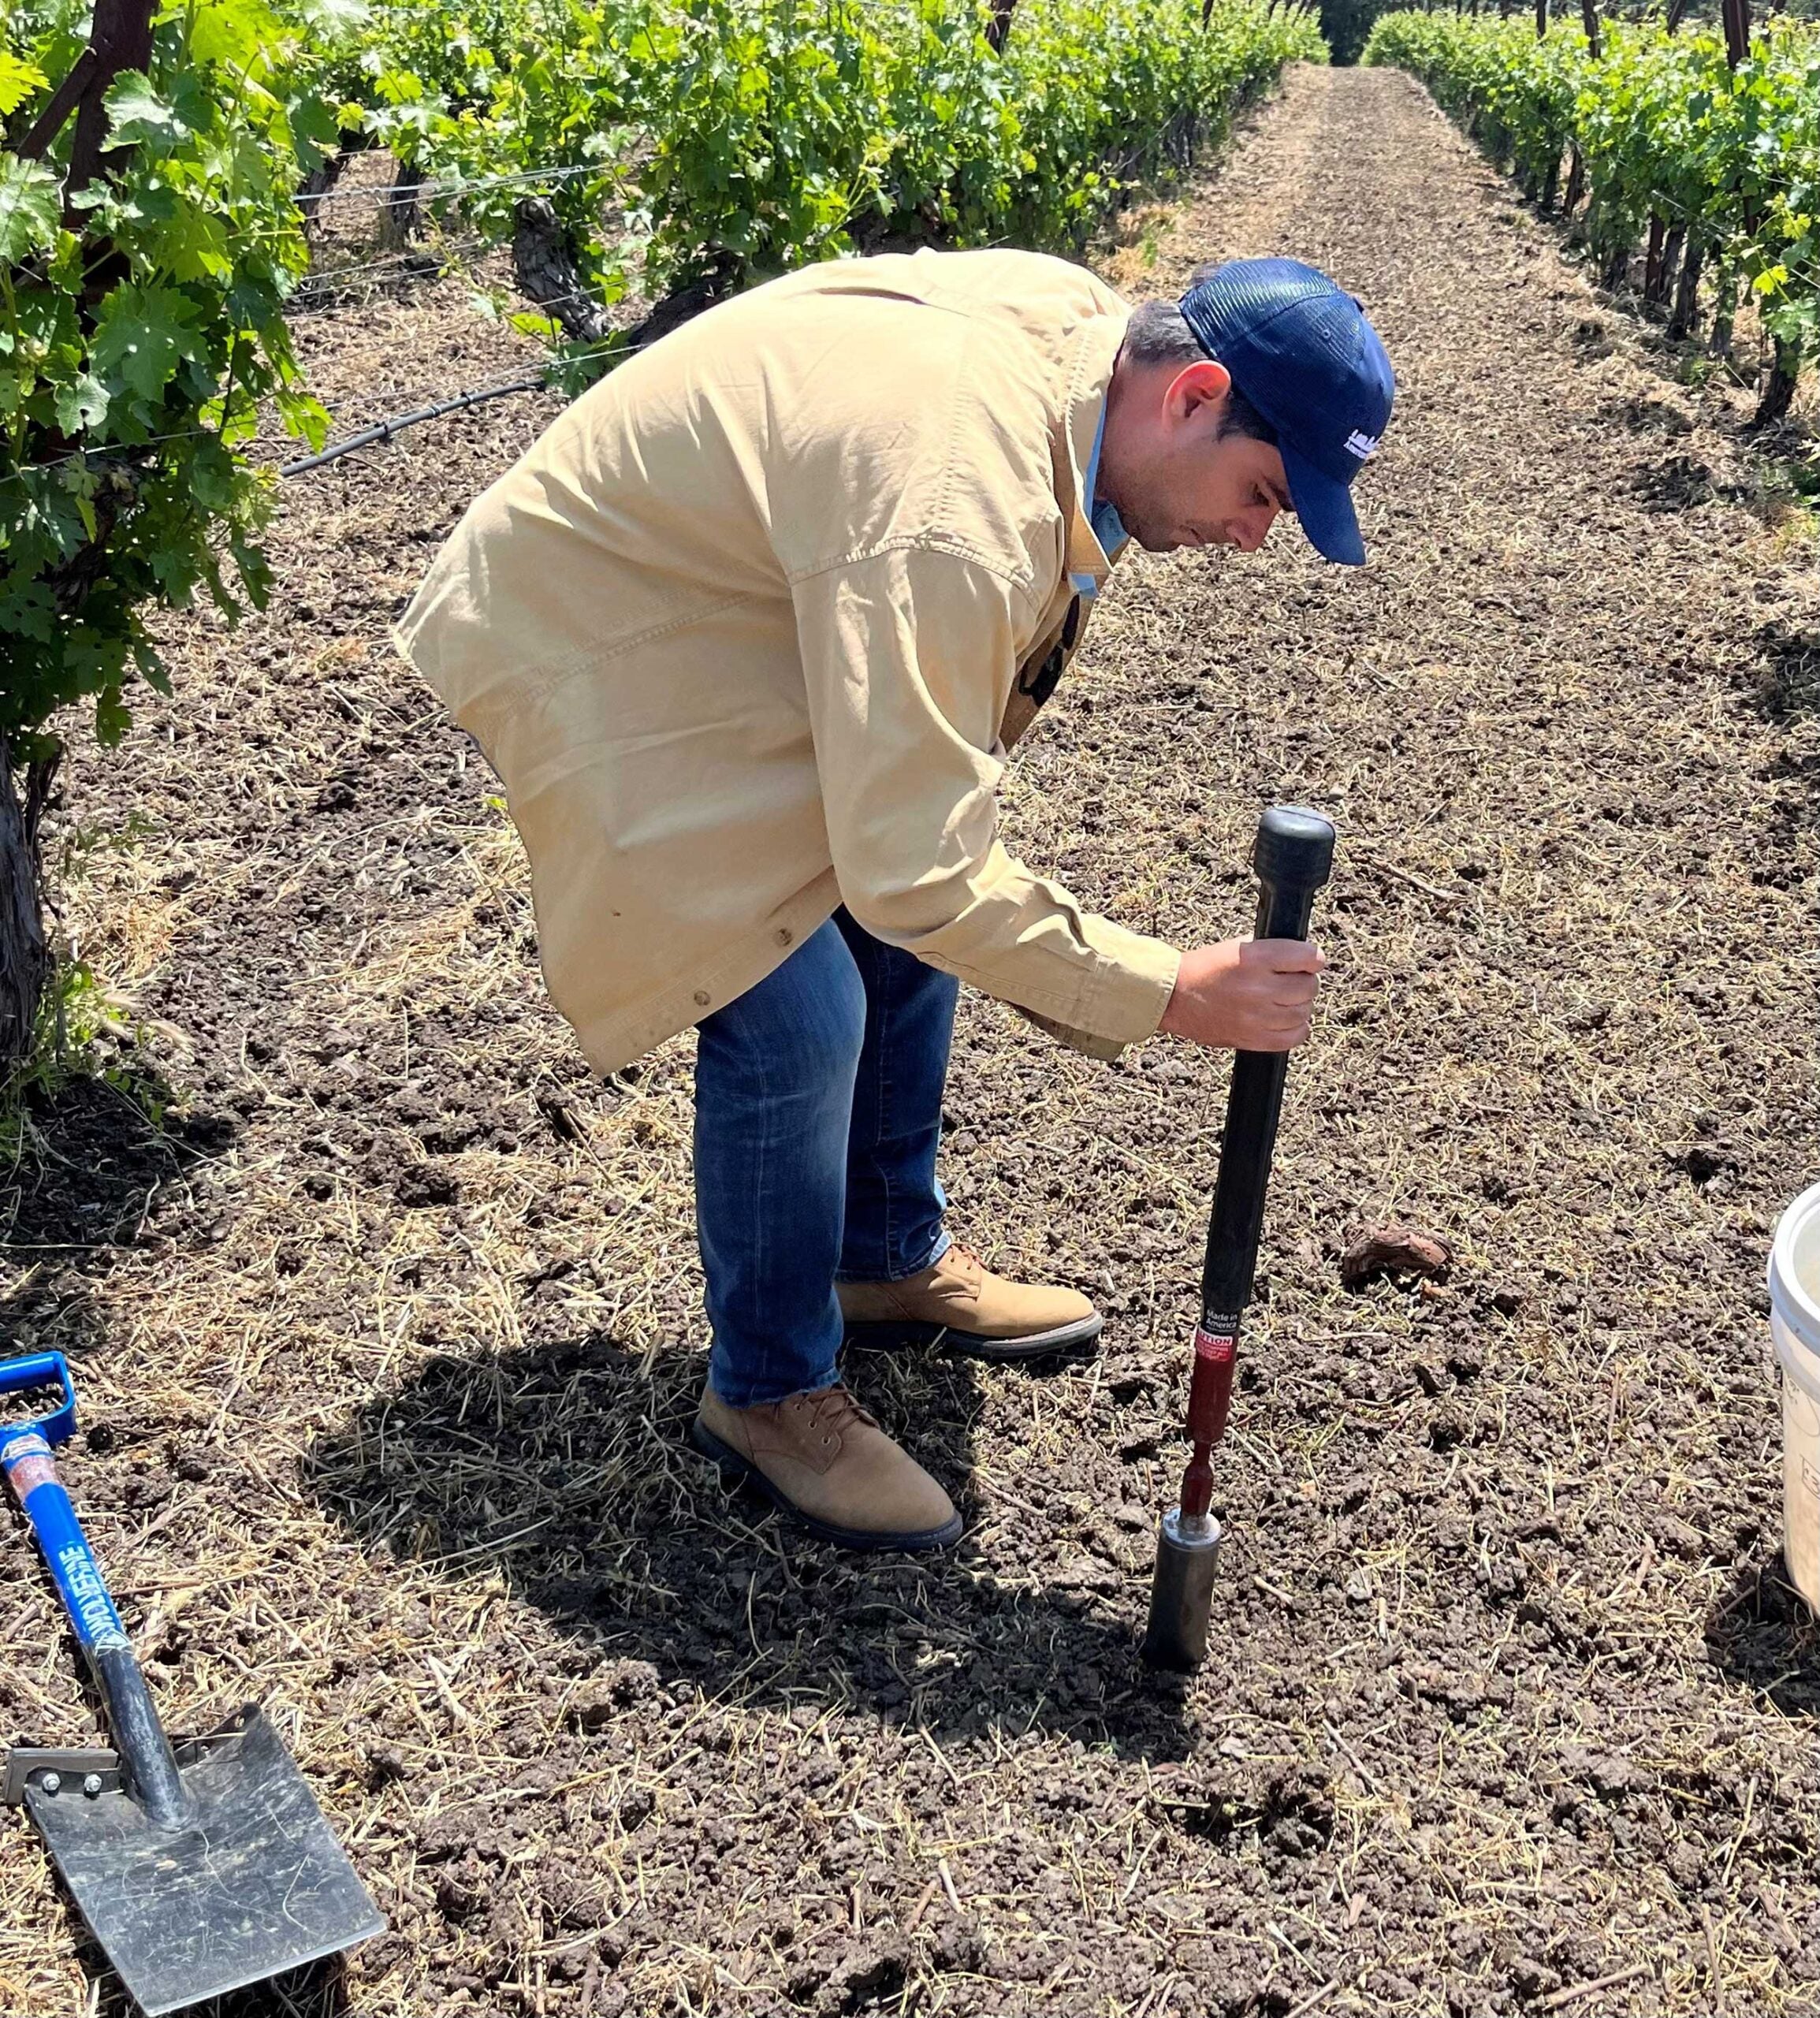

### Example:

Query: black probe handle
xmin=1200 ymin=806 xmax=1336 ymax=1326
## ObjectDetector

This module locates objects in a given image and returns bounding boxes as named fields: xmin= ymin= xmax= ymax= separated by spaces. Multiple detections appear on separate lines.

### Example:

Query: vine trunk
xmin=0 ymin=740 xmax=59 ymax=1070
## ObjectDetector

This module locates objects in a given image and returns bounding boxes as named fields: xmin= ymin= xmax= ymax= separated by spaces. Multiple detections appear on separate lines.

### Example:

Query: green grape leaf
xmin=0 ymin=580 xmax=57 ymax=644
xmin=0 ymin=155 xmax=62 ymax=262
xmin=188 ymin=437 xmax=238 ymax=512
xmin=113 ymin=180 xmax=181 ymax=228
xmin=94 ymin=686 xmax=132 ymax=747
xmin=0 ymin=54 xmax=49 ymax=117
xmin=154 ymin=207 xmax=234 ymax=282
xmin=103 ymin=73 xmax=191 ymax=147
xmin=91 ymin=285 xmax=210 ymax=402
xmin=188 ymin=0 xmax=290 ymax=75
xmin=273 ymin=384 xmax=331 ymax=450
xmin=295 ymin=0 xmax=371 ymax=32
xmin=287 ymin=90 xmax=343 ymax=172
xmin=54 ymin=373 xmax=110 ymax=435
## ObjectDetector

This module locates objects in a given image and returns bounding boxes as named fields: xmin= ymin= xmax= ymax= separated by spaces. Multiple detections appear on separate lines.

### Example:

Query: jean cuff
xmin=835 ymin=1227 xmax=950 ymax=1287
xmin=708 ymin=1365 xmax=843 ymax=1409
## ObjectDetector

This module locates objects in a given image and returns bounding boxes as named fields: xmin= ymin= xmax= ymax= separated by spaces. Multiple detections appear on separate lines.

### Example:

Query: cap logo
xmin=1345 ymin=429 xmax=1380 ymax=461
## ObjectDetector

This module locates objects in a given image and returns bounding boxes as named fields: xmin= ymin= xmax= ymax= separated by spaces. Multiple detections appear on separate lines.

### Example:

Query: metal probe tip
xmin=1140 ymin=1508 xmax=1225 ymax=1671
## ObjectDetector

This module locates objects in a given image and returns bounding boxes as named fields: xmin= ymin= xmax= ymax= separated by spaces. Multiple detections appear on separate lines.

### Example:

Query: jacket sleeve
xmin=791 ymin=542 xmax=1181 ymax=1044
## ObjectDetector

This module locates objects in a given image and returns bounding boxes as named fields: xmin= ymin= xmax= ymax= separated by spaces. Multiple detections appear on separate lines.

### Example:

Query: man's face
xmin=1100 ymin=359 xmax=1292 ymax=557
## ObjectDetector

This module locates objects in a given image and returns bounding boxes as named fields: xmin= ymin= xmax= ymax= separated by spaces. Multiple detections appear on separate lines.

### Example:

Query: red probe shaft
xmin=1177 ymin=1325 xmax=1237 ymax=1521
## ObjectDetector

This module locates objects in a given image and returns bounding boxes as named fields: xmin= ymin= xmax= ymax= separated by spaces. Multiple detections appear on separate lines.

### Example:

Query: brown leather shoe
xmin=839 ymin=1244 xmax=1103 ymax=1362
xmin=690 ymin=1383 xmax=962 ymax=1551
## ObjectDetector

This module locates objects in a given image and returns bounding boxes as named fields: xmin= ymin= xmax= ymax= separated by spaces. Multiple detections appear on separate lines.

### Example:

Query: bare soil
xmin=4 ymin=61 xmax=1820 ymax=2018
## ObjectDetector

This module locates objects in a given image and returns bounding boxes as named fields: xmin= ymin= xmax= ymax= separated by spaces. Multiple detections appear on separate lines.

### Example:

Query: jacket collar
xmin=1059 ymin=311 xmax=1130 ymax=597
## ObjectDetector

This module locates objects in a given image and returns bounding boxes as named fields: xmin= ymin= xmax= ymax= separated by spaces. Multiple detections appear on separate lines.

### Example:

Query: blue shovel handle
xmin=0 ymin=1350 xmax=77 ymax=1447
xmin=0 ymin=1353 xmax=192 ymax=1828
xmin=0 ymin=1353 xmax=125 ymax=1653
xmin=1 ymin=1432 xmax=132 ymax=1655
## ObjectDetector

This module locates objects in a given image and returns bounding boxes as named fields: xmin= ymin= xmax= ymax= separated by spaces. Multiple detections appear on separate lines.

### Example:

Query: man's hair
xmin=1122 ymin=267 xmax=1278 ymax=446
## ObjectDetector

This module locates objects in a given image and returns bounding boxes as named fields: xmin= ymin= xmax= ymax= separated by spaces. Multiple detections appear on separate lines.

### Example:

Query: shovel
xmin=0 ymin=1350 xmax=384 ymax=2015
xmin=1141 ymin=805 xmax=1336 ymax=1670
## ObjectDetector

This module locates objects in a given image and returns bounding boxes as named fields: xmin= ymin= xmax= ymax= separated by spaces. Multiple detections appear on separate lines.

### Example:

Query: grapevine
xmin=1364 ymin=10 xmax=1817 ymax=423
xmin=1 ymin=0 xmax=336 ymax=1058
xmin=2 ymin=0 xmax=1319 ymax=1067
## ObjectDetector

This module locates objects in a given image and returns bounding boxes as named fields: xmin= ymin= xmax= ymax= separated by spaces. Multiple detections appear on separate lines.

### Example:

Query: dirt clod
xmin=1340 ymin=1223 xmax=1453 ymax=1286
xmin=394 ymin=1160 xmax=460 ymax=1208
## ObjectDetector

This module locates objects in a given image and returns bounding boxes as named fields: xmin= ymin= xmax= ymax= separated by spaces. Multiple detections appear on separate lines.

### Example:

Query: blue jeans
xmin=694 ymin=909 xmax=958 ymax=1406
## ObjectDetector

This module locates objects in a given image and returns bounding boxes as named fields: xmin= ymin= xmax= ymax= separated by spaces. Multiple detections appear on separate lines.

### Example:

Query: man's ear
xmin=1164 ymin=358 xmax=1232 ymax=426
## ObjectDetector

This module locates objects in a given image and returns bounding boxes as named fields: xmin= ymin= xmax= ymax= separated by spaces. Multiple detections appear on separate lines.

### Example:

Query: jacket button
xmin=693 ymin=990 xmax=710 ymax=1007
xmin=775 ymin=928 xmax=793 ymax=948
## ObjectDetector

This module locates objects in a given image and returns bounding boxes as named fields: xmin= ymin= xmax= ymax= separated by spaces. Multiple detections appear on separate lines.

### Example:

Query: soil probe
xmin=1141 ymin=805 xmax=1336 ymax=1671
xmin=0 ymin=1350 xmax=384 ymax=2015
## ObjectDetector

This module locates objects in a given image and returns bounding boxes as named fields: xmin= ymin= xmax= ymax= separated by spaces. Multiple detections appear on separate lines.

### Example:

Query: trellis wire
xmin=291 ymin=238 xmax=493 ymax=306
xmin=11 ymin=200 xmax=1788 ymax=500
xmin=2 ymin=259 xmax=627 ymax=495
xmin=298 ymin=158 xmax=622 ymax=210
xmin=0 ymin=425 xmax=220 ymax=492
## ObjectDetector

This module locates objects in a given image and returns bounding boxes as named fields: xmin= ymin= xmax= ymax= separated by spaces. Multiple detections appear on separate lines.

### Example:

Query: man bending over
xmin=396 ymin=250 xmax=1394 ymax=1552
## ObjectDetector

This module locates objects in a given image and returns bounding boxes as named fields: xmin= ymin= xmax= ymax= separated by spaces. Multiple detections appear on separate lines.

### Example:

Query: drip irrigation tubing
xmin=277 ymin=371 xmax=558 ymax=475
xmin=275 ymin=334 xmax=631 ymax=475
xmin=274 ymin=299 xmax=657 ymax=471
xmin=1 ymin=360 xmax=597 ymax=494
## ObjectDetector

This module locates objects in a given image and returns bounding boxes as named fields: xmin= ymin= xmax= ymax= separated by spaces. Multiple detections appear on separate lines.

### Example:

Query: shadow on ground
xmin=305 ymin=1333 xmax=1198 ymax=1761
xmin=0 ymin=1070 xmax=233 ymax=1255
xmin=91 ymin=1957 xmax=352 ymax=2018
xmin=1751 ymin=618 xmax=1820 ymax=722
xmin=1704 ymin=1550 xmax=1820 ymax=1718
xmin=0 ymin=1070 xmax=236 ymax=1400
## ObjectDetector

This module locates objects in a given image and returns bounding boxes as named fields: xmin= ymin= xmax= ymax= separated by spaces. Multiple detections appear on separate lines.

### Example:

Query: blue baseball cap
xmin=1178 ymin=258 xmax=1394 ymax=566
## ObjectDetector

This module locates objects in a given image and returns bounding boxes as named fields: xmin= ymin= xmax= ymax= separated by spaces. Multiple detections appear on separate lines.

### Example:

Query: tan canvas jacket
xmin=393 ymin=247 xmax=1182 ymax=1075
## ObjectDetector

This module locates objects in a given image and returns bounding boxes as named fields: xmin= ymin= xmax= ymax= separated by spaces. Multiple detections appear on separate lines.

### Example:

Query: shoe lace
xmin=801 ymin=1384 xmax=876 ymax=1439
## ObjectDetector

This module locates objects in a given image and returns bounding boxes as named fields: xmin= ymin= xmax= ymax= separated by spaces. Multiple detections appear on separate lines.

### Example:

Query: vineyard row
xmin=1364 ymin=9 xmax=1818 ymax=423
xmin=1 ymin=0 xmax=1321 ymax=758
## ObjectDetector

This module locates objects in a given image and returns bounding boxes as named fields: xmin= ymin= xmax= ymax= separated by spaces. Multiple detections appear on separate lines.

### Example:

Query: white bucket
xmin=1768 ymin=1178 xmax=1820 ymax=1616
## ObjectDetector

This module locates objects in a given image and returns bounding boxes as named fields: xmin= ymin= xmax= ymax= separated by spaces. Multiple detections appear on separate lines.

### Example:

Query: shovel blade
xmin=24 ymin=1704 xmax=383 ymax=2016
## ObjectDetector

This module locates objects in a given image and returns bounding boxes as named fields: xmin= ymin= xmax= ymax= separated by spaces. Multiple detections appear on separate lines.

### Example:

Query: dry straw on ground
xmin=2 ymin=61 xmax=1818 ymax=2018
